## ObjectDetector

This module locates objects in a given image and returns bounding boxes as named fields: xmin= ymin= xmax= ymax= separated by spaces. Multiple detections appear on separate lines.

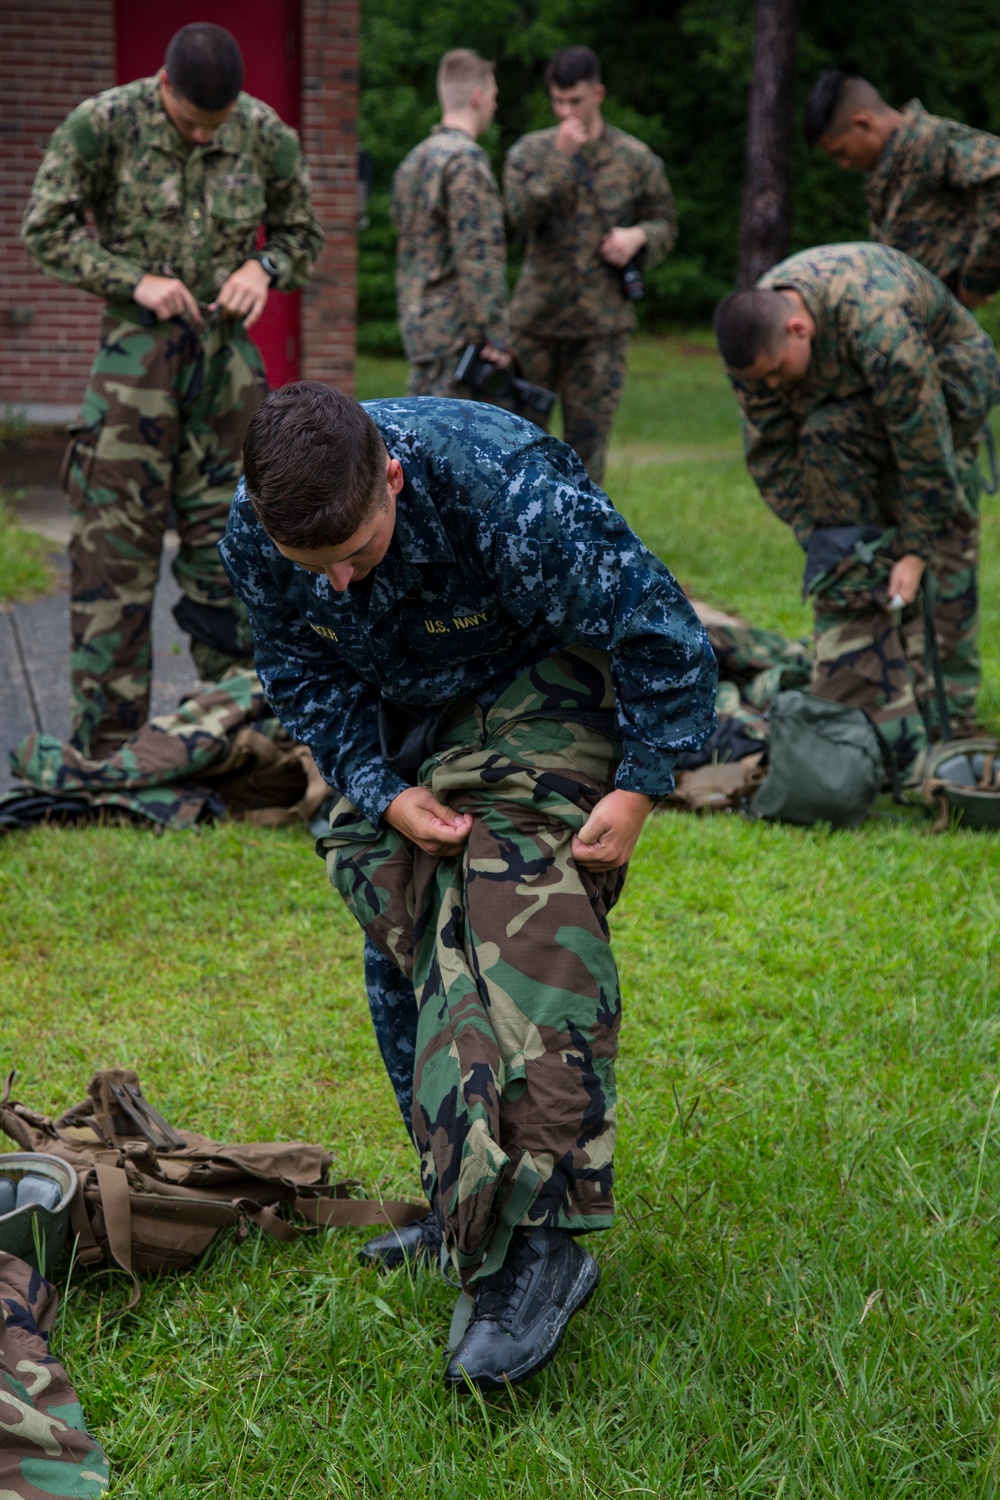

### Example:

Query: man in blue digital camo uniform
xmin=219 ymin=385 xmax=716 ymax=1391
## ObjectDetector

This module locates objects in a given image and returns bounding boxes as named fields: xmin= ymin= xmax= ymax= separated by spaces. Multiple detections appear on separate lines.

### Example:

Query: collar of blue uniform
xmin=365 ymin=473 xmax=457 ymax=624
xmin=390 ymin=475 xmax=456 ymax=565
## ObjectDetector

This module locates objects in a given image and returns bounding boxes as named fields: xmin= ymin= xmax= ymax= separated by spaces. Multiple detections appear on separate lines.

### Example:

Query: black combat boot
xmin=357 ymin=1211 xmax=443 ymax=1271
xmin=443 ymin=1226 xmax=600 ymax=1391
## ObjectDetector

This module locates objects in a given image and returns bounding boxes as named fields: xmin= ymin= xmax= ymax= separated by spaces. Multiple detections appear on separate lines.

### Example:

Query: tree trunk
xmin=737 ymin=0 xmax=799 ymax=289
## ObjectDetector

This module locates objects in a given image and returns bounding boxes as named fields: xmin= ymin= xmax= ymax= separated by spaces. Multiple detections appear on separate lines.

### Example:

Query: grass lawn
xmin=0 ymin=491 xmax=53 ymax=602
xmin=3 ymin=339 xmax=1000 ymax=1496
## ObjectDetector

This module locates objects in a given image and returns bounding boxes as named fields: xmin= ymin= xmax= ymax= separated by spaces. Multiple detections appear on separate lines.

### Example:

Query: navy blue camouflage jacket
xmin=219 ymin=399 xmax=716 ymax=824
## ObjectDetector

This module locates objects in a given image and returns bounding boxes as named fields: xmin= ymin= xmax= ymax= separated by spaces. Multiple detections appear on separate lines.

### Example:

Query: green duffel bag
xmin=750 ymin=689 xmax=885 ymax=828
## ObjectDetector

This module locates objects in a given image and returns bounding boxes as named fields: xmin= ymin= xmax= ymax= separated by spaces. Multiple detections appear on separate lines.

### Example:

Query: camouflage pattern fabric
xmin=736 ymin=244 xmax=1000 ymax=557
xmin=7 ymin=668 xmax=329 ymax=830
xmin=320 ymin=650 xmax=624 ymax=1285
xmin=511 ymin=331 xmax=629 ymax=485
xmin=797 ymin=397 xmax=978 ymax=751
xmin=504 ymin=124 xmax=676 ymax=338
xmin=0 ymin=1253 xmax=108 ymax=1498
xmin=728 ymin=245 xmax=1000 ymax=749
xmin=392 ymin=125 xmax=509 ymax=381
xmin=63 ymin=305 xmax=266 ymax=752
xmin=22 ymin=75 xmax=322 ymax=303
xmin=219 ymin=398 xmax=718 ymax=829
xmin=865 ymin=100 xmax=1000 ymax=300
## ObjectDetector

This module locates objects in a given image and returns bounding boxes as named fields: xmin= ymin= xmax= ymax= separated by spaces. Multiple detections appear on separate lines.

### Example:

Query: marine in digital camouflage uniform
xmin=806 ymin=72 xmax=1000 ymax=304
xmin=504 ymin=47 xmax=676 ymax=486
xmin=392 ymin=50 xmax=509 ymax=399
xmin=717 ymin=243 xmax=1000 ymax=772
xmin=219 ymin=391 xmax=716 ymax=1386
xmin=22 ymin=27 xmax=322 ymax=754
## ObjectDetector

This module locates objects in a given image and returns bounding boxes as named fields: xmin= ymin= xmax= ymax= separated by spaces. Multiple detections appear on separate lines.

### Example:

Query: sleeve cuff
xmin=353 ymin=769 xmax=411 ymax=828
xmin=614 ymin=742 xmax=679 ymax=799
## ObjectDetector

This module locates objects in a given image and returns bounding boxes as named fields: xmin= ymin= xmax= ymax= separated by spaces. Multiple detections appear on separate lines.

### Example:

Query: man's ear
xmin=386 ymin=457 xmax=405 ymax=496
xmin=594 ymin=83 xmax=607 ymax=107
xmin=786 ymin=316 xmax=811 ymax=343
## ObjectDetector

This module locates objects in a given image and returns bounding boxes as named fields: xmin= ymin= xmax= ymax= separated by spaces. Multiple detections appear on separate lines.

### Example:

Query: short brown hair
xmin=713 ymin=289 xmax=790 ymax=369
xmin=242 ymin=383 xmax=388 ymax=549
xmin=436 ymin=49 xmax=494 ymax=111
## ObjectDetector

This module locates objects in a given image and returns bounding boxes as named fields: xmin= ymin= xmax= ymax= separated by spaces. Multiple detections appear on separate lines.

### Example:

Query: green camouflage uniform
xmin=731 ymin=243 xmax=1000 ymax=768
xmin=392 ymin=125 xmax=509 ymax=398
xmin=322 ymin=650 xmax=626 ymax=1283
xmin=866 ymin=100 xmax=1000 ymax=301
xmin=504 ymin=124 xmax=676 ymax=485
xmin=0 ymin=1253 xmax=109 ymax=1497
xmin=22 ymin=75 xmax=322 ymax=752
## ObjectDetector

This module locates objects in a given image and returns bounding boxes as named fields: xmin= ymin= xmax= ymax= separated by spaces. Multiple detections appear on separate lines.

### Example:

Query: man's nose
xmin=325 ymin=563 xmax=353 ymax=591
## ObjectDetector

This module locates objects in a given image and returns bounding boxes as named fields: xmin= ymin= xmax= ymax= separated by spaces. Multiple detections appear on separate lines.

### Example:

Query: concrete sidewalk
xmin=2 ymin=488 xmax=207 ymax=793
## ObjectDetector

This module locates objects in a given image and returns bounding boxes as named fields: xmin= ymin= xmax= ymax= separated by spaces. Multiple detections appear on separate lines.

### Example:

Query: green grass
xmin=0 ymin=491 xmax=53 ymax=602
xmin=4 ymin=337 xmax=1000 ymax=1496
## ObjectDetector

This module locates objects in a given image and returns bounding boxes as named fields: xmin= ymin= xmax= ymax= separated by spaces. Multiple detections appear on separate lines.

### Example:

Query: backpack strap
xmin=292 ymin=1195 xmax=427 ymax=1229
xmin=94 ymin=1164 xmax=142 ymax=1313
xmin=921 ymin=571 xmax=953 ymax=745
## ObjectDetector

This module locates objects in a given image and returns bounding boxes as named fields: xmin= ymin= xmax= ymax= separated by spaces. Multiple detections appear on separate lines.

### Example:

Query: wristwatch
xmin=254 ymin=251 xmax=279 ymax=286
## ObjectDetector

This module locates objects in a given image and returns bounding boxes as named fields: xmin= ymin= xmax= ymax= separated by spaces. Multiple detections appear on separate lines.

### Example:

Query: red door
xmin=115 ymin=0 xmax=302 ymax=388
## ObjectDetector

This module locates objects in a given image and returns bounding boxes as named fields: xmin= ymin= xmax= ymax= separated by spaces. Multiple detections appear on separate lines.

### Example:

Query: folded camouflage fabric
xmin=667 ymin=622 xmax=812 ymax=800
xmin=0 ymin=1252 xmax=108 ymax=1498
xmin=3 ymin=669 xmax=330 ymax=832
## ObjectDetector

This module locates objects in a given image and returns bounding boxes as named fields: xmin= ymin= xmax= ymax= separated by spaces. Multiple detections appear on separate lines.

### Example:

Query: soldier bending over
xmin=714 ymin=244 xmax=1000 ymax=767
xmin=219 ymin=386 xmax=716 ymax=1390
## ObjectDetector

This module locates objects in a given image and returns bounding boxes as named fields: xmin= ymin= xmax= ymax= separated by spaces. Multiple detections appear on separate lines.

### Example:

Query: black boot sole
xmin=444 ymin=1252 xmax=601 ymax=1393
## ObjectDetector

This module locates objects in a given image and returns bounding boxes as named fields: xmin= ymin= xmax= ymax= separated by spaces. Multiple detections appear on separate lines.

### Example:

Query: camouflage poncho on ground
xmin=0 ymin=1253 xmax=108 ymax=1498
xmin=865 ymin=100 xmax=1000 ymax=301
xmin=729 ymin=243 xmax=1000 ymax=761
xmin=4 ymin=669 xmax=328 ymax=830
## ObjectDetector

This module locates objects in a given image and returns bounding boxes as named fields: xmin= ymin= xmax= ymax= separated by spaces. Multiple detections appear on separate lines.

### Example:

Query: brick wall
xmin=0 ymin=0 xmax=357 ymax=413
xmin=0 ymin=1 xmax=115 ymax=411
xmin=301 ymin=0 xmax=358 ymax=393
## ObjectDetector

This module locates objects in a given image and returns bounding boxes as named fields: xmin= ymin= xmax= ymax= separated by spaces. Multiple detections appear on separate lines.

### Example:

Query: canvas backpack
xmin=0 ymin=1070 xmax=424 ymax=1312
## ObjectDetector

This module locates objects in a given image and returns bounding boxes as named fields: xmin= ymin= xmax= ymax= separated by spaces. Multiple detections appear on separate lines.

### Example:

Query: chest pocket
xmin=209 ymin=176 xmax=266 ymax=226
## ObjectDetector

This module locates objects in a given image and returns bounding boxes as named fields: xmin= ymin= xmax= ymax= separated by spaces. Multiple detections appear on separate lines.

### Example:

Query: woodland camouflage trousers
xmin=511 ymin=331 xmax=630 ymax=487
xmin=63 ymin=305 xmax=266 ymax=752
xmin=320 ymin=650 xmax=626 ymax=1286
xmin=800 ymin=400 xmax=983 ymax=770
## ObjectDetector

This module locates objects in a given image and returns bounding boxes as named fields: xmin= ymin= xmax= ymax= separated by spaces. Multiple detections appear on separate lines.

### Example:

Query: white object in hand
xmin=888 ymin=594 xmax=906 ymax=610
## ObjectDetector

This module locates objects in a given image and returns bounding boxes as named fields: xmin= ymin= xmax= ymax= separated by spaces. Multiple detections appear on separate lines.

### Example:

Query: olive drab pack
xmin=0 ymin=1071 xmax=425 ymax=1312
xmin=749 ymin=690 xmax=886 ymax=828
